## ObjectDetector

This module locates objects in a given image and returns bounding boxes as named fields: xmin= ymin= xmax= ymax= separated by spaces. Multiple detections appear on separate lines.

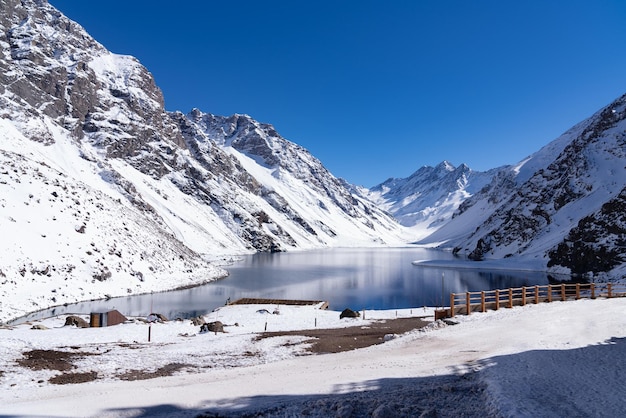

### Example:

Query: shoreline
xmin=412 ymin=257 xmax=572 ymax=276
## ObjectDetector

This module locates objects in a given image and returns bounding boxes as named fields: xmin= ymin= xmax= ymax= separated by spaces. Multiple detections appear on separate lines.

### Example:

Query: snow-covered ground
xmin=1 ymin=297 xmax=625 ymax=417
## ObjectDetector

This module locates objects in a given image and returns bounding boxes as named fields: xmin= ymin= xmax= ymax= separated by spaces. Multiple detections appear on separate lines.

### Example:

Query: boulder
xmin=372 ymin=403 xmax=396 ymax=418
xmin=200 ymin=321 xmax=224 ymax=333
xmin=65 ymin=315 xmax=90 ymax=328
xmin=339 ymin=308 xmax=360 ymax=319
xmin=147 ymin=313 xmax=168 ymax=323
xmin=190 ymin=316 xmax=205 ymax=326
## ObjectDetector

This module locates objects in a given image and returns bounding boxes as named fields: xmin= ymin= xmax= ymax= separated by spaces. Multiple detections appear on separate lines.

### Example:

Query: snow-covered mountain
xmin=365 ymin=161 xmax=494 ymax=239
xmin=419 ymin=94 xmax=626 ymax=280
xmin=0 ymin=0 xmax=409 ymax=322
xmin=172 ymin=109 xmax=407 ymax=252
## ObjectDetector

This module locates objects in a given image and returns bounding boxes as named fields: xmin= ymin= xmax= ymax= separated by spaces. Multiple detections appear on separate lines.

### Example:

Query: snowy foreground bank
xmin=1 ymin=298 xmax=625 ymax=417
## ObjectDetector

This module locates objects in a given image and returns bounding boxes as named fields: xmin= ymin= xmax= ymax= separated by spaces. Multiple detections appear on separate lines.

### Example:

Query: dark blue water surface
xmin=13 ymin=248 xmax=554 ymax=323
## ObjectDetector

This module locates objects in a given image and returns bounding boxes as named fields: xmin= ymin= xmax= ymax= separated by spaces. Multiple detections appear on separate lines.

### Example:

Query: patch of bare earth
xmin=257 ymin=317 xmax=430 ymax=354
xmin=117 ymin=363 xmax=191 ymax=381
xmin=49 ymin=371 xmax=98 ymax=385
xmin=17 ymin=349 xmax=86 ymax=372
xmin=17 ymin=349 xmax=99 ymax=385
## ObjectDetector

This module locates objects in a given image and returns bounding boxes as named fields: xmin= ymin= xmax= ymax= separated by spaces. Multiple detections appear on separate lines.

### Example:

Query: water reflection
xmin=12 ymin=248 xmax=554 ymax=323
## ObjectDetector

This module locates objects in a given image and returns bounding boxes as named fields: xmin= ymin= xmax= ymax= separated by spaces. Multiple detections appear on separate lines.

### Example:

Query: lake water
xmin=13 ymin=247 xmax=555 ymax=323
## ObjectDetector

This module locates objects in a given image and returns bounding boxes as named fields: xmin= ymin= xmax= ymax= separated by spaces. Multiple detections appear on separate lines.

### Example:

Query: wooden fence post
xmin=535 ymin=286 xmax=539 ymax=304
xmin=608 ymin=283 xmax=613 ymax=298
xmin=481 ymin=291 xmax=485 ymax=312
xmin=576 ymin=283 xmax=580 ymax=300
xmin=547 ymin=285 xmax=552 ymax=302
xmin=466 ymin=292 xmax=471 ymax=315
xmin=450 ymin=293 xmax=455 ymax=318
xmin=495 ymin=289 xmax=500 ymax=310
xmin=521 ymin=286 xmax=526 ymax=306
xmin=591 ymin=283 xmax=595 ymax=299
xmin=561 ymin=284 xmax=566 ymax=301
xmin=508 ymin=288 xmax=513 ymax=308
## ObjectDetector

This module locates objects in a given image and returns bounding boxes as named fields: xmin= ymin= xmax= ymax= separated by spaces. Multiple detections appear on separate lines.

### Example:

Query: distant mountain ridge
xmin=365 ymin=161 xmax=494 ymax=238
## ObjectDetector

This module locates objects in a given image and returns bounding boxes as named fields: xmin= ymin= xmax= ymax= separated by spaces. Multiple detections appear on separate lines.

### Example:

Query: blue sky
xmin=51 ymin=1 xmax=626 ymax=186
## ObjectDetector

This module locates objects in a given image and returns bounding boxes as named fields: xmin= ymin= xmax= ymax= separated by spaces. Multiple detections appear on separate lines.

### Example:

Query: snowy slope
xmin=0 ymin=119 xmax=226 ymax=322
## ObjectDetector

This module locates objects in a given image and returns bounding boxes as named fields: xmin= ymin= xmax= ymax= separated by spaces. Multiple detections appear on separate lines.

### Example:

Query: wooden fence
xmin=448 ymin=283 xmax=626 ymax=317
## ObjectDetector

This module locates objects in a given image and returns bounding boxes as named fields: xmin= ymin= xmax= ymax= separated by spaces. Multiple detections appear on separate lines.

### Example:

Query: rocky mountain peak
xmin=186 ymin=110 xmax=281 ymax=166
xmin=435 ymin=160 xmax=455 ymax=172
xmin=1 ymin=0 xmax=186 ymax=177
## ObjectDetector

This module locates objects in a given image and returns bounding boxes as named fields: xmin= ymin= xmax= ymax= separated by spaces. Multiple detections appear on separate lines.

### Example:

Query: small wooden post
xmin=547 ymin=285 xmax=552 ymax=302
xmin=466 ymin=292 xmax=471 ymax=315
xmin=450 ymin=294 xmax=455 ymax=318
xmin=521 ymin=287 xmax=526 ymax=306
xmin=535 ymin=286 xmax=539 ymax=304
xmin=495 ymin=289 xmax=500 ymax=310
xmin=608 ymin=283 xmax=613 ymax=298
xmin=480 ymin=291 xmax=486 ymax=312
xmin=561 ymin=284 xmax=566 ymax=301
xmin=508 ymin=288 xmax=513 ymax=308
xmin=575 ymin=283 xmax=580 ymax=300
xmin=591 ymin=283 xmax=596 ymax=299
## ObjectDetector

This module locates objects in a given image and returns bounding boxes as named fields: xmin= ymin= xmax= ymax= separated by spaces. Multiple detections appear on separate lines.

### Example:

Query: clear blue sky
xmin=51 ymin=0 xmax=626 ymax=186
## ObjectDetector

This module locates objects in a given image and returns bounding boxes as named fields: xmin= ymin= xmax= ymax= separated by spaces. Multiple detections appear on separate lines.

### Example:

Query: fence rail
xmin=448 ymin=283 xmax=626 ymax=317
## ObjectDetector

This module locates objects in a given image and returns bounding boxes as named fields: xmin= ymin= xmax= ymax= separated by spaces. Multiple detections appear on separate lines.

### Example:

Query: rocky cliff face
xmin=547 ymin=187 xmax=626 ymax=276
xmin=1 ymin=0 xmax=184 ymax=164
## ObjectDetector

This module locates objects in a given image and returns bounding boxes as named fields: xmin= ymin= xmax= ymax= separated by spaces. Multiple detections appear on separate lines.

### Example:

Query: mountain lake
xmin=11 ymin=247 xmax=567 ymax=324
